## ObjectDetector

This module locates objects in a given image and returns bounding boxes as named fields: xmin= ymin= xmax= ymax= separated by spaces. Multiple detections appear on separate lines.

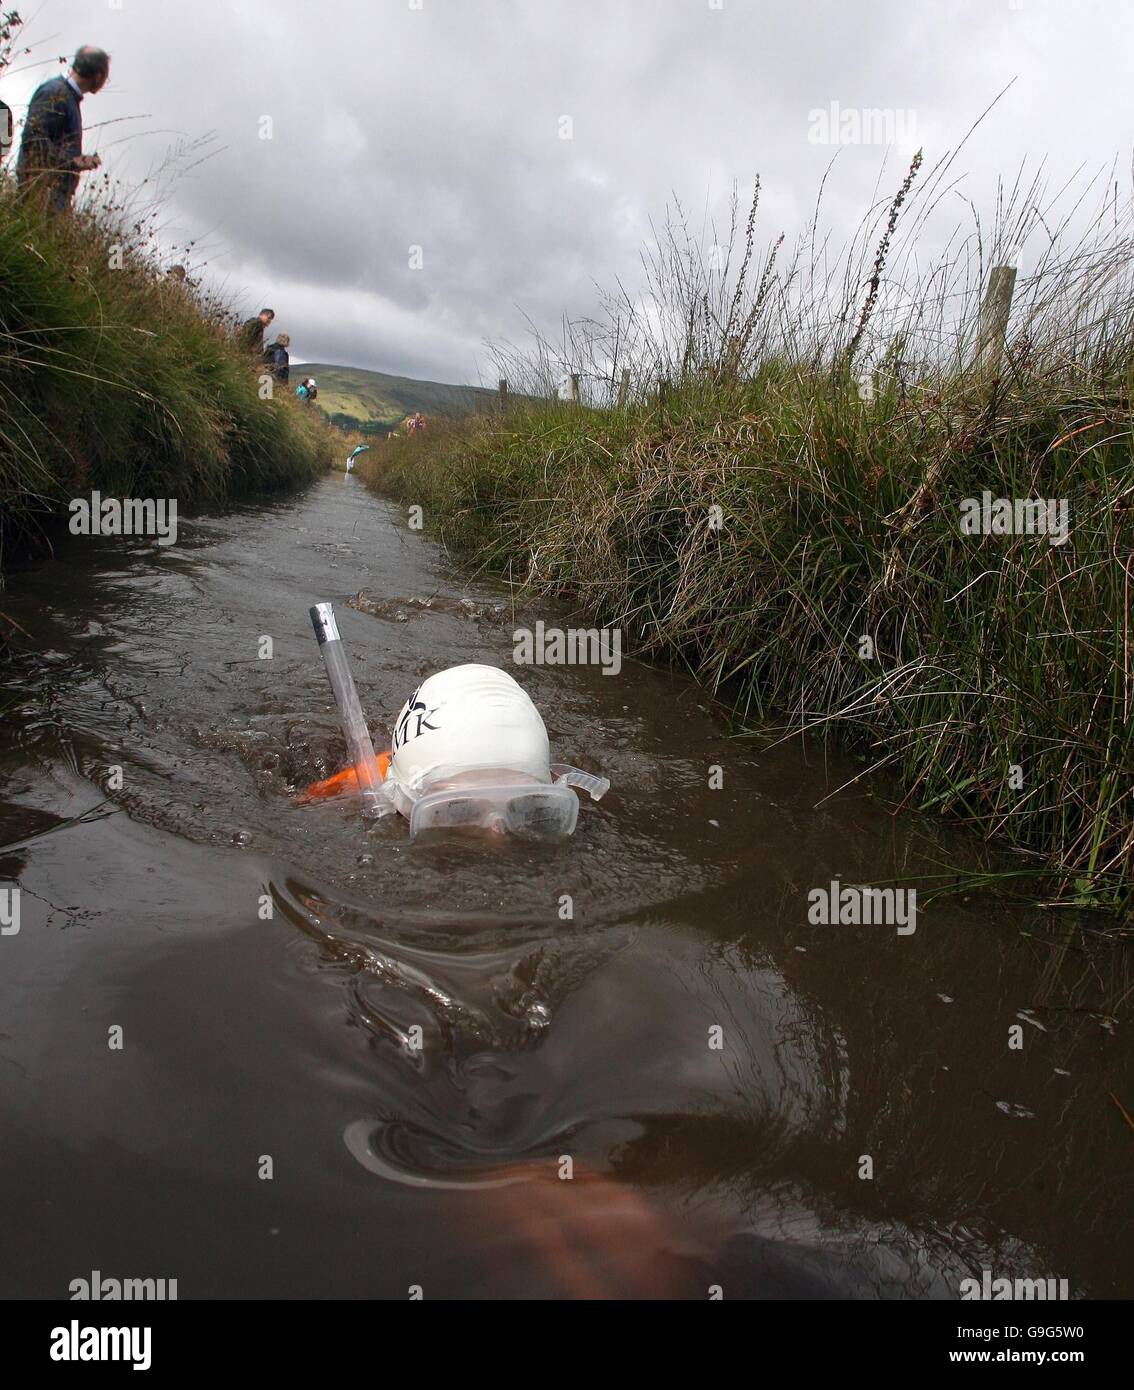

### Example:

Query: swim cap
xmin=385 ymin=664 xmax=551 ymax=817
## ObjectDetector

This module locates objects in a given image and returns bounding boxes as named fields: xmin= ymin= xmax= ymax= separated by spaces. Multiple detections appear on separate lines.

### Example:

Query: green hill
xmin=297 ymin=362 xmax=498 ymax=432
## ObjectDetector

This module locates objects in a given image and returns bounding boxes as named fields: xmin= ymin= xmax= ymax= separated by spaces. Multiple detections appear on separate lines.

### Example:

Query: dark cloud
xmin=4 ymin=0 xmax=1128 ymax=383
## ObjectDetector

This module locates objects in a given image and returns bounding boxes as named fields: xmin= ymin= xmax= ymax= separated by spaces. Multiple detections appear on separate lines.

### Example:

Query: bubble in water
xmin=995 ymin=1101 xmax=1035 ymax=1120
xmin=232 ymin=830 xmax=252 ymax=847
xmin=1016 ymin=1011 xmax=1047 ymax=1032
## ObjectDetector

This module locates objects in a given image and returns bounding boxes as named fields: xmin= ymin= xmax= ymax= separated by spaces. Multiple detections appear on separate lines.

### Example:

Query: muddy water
xmin=0 ymin=475 xmax=1130 ymax=1300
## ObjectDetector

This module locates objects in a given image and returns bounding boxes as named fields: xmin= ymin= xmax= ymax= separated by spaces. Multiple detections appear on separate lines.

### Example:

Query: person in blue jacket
xmin=16 ymin=46 xmax=110 ymax=212
xmin=264 ymin=333 xmax=290 ymax=384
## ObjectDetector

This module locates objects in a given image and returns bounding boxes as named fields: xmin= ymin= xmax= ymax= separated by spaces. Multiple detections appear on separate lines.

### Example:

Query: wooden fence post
xmin=975 ymin=265 xmax=1016 ymax=376
xmin=616 ymin=367 xmax=631 ymax=408
xmin=498 ymin=378 xmax=508 ymax=407
xmin=567 ymin=372 xmax=580 ymax=404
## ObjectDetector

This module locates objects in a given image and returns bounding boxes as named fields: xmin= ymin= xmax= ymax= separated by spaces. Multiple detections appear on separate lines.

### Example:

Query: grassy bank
xmin=362 ymin=388 xmax=1132 ymax=911
xmin=0 ymin=175 xmax=337 ymax=567
xmin=358 ymin=152 xmax=1134 ymax=914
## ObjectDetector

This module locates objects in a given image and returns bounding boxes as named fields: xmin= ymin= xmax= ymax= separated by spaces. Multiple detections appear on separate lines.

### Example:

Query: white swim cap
xmin=385 ymin=664 xmax=551 ymax=817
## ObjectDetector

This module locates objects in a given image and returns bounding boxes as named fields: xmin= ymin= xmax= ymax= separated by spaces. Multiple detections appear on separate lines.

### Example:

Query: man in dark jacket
xmin=240 ymin=308 xmax=275 ymax=352
xmin=16 ymin=45 xmax=110 ymax=211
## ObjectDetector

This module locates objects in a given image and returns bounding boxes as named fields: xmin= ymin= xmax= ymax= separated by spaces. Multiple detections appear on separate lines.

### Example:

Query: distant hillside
xmin=298 ymin=362 xmax=498 ymax=432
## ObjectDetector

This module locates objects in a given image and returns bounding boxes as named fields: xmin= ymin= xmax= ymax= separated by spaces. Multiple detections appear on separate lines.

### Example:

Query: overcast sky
xmin=3 ymin=0 xmax=1130 ymax=384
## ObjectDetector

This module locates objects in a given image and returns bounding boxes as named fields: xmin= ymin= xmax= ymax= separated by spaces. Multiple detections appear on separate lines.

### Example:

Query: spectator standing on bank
xmin=264 ymin=333 xmax=290 ymax=384
xmin=240 ymin=308 xmax=275 ymax=353
xmin=16 ymin=46 xmax=110 ymax=212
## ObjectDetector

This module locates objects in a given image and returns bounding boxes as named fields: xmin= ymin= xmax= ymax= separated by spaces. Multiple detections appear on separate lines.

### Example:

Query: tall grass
xmin=362 ymin=157 xmax=1134 ymax=913
xmin=0 ymin=165 xmax=336 ymax=566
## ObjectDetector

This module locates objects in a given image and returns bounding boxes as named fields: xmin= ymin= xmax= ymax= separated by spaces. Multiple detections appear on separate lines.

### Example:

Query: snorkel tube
xmin=309 ymin=602 xmax=390 ymax=819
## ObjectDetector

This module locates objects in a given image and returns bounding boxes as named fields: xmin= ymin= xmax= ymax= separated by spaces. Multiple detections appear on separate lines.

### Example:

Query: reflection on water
xmin=0 ymin=478 xmax=1129 ymax=1298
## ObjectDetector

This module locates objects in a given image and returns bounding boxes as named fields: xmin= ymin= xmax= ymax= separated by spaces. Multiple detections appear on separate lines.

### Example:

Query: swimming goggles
xmin=407 ymin=765 xmax=609 ymax=840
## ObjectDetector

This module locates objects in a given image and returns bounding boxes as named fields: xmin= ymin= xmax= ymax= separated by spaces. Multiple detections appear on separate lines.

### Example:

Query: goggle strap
xmin=550 ymin=764 xmax=610 ymax=801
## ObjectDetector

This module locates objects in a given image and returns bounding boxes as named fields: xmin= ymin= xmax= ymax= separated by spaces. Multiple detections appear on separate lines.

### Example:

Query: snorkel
xmin=309 ymin=602 xmax=392 ymax=819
